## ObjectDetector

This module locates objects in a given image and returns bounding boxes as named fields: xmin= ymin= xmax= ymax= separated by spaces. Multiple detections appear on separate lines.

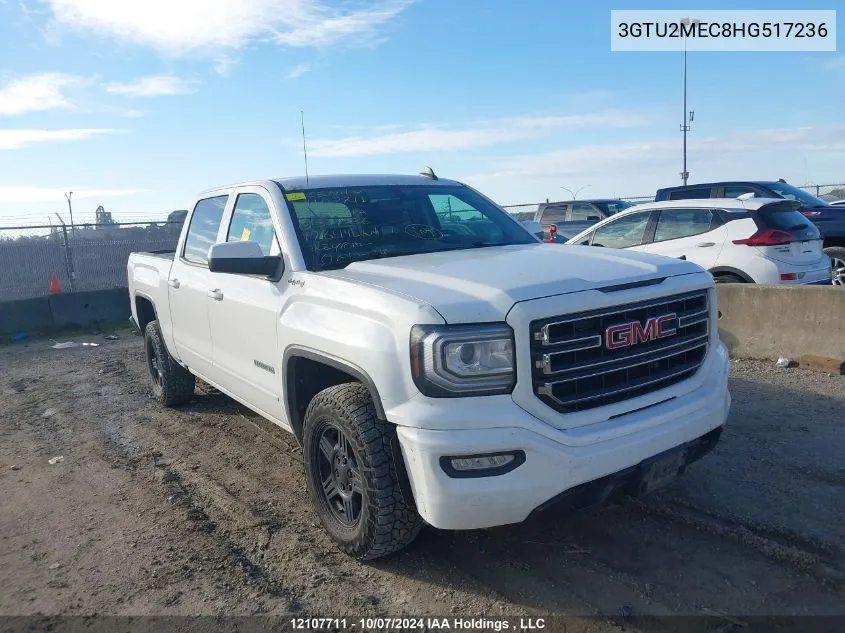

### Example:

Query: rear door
xmin=632 ymin=208 xmax=727 ymax=269
xmin=168 ymin=195 xmax=229 ymax=377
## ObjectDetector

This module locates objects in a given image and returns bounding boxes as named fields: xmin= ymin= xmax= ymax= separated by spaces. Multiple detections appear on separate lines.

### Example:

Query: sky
xmin=0 ymin=0 xmax=843 ymax=226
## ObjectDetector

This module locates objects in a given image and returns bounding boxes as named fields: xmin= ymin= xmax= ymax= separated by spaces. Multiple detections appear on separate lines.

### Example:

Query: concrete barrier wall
xmin=2 ymin=283 xmax=841 ymax=363
xmin=716 ymin=285 xmax=845 ymax=361
xmin=0 ymin=288 xmax=130 ymax=336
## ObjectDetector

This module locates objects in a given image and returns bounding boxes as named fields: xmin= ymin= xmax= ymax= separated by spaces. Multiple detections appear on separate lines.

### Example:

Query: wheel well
xmin=285 ymin=355 xmax=384 ymax=444
xmin=823 ymin=236 xmax=845 ymax=249
xmin=135 ymin=296 xmax=157 ymax=331
xmin=709 ymin=267 xmax=754 ymax=283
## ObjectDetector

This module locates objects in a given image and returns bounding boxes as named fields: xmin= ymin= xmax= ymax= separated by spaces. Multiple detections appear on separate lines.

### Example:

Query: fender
xmin=282 ymin=345 xmax=386 ymax=423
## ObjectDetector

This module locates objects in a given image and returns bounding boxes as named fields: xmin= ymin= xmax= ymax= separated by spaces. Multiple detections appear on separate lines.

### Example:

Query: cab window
xmin=183 ymin=195 xmax=228 ymax=265
xmin=227 ymin=193 xmax=280 ymax=256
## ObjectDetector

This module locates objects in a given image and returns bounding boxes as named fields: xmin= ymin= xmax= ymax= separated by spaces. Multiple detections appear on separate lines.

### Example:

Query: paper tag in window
xmin=286 ymin=192 xmax=306 ymax=201
xmin=240 ymin=227 xmax=251 ymax=240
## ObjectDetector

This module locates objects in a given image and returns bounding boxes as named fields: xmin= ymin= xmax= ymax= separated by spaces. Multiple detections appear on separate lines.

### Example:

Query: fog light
xmin=440 ymin=451 xmax=525 ymax=478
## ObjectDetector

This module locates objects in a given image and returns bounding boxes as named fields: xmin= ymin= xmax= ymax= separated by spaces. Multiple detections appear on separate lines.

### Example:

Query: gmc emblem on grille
xmin=605 ymin=313 xmax=677 ymax=350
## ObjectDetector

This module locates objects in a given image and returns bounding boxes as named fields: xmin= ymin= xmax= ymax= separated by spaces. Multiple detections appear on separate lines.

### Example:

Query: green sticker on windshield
xmin=286 ymin=192 xmax=306 ymax=201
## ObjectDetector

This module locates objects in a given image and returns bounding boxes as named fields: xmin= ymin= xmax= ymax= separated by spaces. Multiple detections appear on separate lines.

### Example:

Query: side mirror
xmin=208 ymin=241 xmax=283 ymax=277
xmin=520 ymin=220 xmax=544 ymax=240
xmin=587 ymin=215 xmax=601 ymax=221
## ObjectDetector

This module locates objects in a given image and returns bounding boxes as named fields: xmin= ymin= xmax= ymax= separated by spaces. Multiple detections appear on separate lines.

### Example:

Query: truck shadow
xmin=373 ymin=373 xmax=845 ymax=622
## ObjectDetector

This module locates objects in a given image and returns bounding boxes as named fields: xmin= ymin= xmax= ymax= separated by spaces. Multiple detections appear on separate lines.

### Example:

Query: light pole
xmin=64 ymin=191 xmax=74 ymax=233
xmin=680 ymin=17 xmax=699 ymax=186
xmin=560 ymin=185 xmax=590 ymax=200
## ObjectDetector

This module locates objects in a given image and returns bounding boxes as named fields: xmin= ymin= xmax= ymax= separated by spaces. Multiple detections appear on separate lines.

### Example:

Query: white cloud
xmin=286 ymin=63 xmax=312 ymax=79
xmin=104 ymin=75 xmax=196 ymax=97
xmin=43 ymin=0 xmax=414 ymax=55
xmin=461 ymin=125 xmax=845 ymax=203
xmin=0 ymin=72 xmax=82 ymax=116
xmin=0 ymin=128 xmax=117 ymax=150
xmin=307 ymin=110 xmax=657 ymax=158
xmin=0 ymin=186 xmax=146 ymax=203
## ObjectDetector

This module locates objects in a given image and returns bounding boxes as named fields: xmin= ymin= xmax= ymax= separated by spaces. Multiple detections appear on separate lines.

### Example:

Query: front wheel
xmin=824 ymin=246 xmax=845 ymax=286
xmin=303 ymin=383 xmax=422 ymax=560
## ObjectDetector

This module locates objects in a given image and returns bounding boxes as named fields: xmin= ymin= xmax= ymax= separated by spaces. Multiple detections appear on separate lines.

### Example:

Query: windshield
xmin=594 ymin=200 xmax=634 ymax=216
xmin=282 ymin=185 xmax=537 ymax=271
xmin=766 ymin=183 xmax=829 ymax=208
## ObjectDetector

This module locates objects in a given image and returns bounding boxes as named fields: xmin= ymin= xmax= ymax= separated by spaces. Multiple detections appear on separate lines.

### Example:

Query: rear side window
xmin=668 ymin=187 xmax=711 ymax=200
xmin=538 ymin=205 xmax=568 ymax=226
xmin=183 ymin=195 xmax=228 ymax=265
xmin=653 ymin=209 xmax=713 ymax=242
xmin=755 ymin=204 xmax=821 ymax=240
xmin=724 ymin=185 xmax=760 ymax=198
xmin=569 ymin=203 xmax=601 ymax=221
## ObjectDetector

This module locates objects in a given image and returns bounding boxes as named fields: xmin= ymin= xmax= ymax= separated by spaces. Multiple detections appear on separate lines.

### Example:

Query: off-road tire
xmin=303 ymin=383 xmax=423 ymax=560
xmin=144 ymin=320 xmax=195 ymax=406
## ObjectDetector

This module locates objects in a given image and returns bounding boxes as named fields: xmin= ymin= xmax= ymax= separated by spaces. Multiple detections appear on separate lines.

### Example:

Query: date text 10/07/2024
xmin=290 ymin=618 xmax=548 ymax=631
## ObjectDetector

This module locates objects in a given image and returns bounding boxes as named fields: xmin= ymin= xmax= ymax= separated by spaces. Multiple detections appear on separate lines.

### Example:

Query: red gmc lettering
xmin=605 ymin=313 xmax=677 ymax=350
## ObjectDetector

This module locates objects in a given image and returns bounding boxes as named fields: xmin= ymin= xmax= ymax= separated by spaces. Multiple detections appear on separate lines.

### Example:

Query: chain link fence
xmin=0 ymin=222 xmax=182 ymax=301
xmin=502 ymin=183 xmax=845 ymax=214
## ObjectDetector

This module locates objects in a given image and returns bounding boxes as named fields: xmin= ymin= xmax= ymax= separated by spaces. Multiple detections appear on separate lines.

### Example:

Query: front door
xmin=207 ymin=188 xmax=288 ymax=423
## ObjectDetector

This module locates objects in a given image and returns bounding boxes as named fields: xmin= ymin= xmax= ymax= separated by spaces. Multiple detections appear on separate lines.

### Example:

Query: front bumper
xmin=395 ymin=342 xmax=730 ymax=530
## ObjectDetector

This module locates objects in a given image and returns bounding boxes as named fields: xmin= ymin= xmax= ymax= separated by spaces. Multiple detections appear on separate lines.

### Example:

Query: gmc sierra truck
xmin=127 ymin=172 xmax=730 ymax=560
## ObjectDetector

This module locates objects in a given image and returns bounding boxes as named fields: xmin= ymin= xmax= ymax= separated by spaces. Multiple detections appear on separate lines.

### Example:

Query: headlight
xmin=410 ymin=324 xmax=516 ymax=397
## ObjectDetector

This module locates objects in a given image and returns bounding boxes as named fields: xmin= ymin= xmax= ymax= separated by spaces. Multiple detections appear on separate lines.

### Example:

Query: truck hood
xmin=321 ymin=244 xmax=701 ymax=323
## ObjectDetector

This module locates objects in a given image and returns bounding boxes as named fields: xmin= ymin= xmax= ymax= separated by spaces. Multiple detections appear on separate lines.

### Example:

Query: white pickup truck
xmin=128 ymin=172 xmax=730 ymax=560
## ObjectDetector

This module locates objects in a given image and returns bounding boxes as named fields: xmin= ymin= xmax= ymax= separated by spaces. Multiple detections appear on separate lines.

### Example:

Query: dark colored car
xmin=655 ymin=180 xmax=845 ymax=285
xmin=533 ymin=199 xmax=633 ymax=241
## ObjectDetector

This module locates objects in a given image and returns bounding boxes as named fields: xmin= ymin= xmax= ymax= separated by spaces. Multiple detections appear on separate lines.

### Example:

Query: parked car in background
xmin=654 ymin=180 xmax=845 ymax=285
xmin=565 ymin=198 xmax=832 ymax=286
xmin=533 ymin=199 xmax=633 ymax=241
xmin=829 ymin=200 xmax=845 ymax=207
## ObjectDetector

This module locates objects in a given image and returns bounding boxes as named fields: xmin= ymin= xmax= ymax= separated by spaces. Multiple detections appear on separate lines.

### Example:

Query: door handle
xmin=207 ymin=289 xmax=224 ymax=301
xmin=168 ymin=278 xmax=180 ymax=288
xmin=696 ymin=242 xmax=716 ymax=247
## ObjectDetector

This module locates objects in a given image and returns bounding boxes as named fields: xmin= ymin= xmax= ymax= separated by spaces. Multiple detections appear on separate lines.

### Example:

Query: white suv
xmin=565 ymin=198 xmax=832 ymax=285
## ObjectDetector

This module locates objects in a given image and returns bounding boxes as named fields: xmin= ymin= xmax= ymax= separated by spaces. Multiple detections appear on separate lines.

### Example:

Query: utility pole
xmin=64 ymin=191 xmax=74 ymax=234
xmin=680 ymin=17 xmax=699 ymax=186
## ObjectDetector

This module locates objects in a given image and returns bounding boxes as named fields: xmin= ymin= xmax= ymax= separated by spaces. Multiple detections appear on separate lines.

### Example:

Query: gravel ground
xmin=0 ymin=331 xmax=843 ymax=632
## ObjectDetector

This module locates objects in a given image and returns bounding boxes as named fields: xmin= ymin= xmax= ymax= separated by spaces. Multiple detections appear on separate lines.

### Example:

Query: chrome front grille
xmin=530 ymin=291 xmax=710 ymax=413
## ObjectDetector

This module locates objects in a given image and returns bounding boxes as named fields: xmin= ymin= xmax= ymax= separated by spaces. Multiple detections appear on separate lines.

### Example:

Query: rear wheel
xmin=144 ymin=320 xmax=195 ymax=406
xmin=824 ymin=246 xmax=845 ymax=286
xmin=303 ymin=383 xmax=422 ymax=560
xmin=713 ymin=273 xmax=745 ymax=284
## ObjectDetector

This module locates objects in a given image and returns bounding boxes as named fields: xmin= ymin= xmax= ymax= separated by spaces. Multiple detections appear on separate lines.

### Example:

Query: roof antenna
xmin=420 ymin=166 xmax=437 ymax=180
xmin=300 ymin=110 xmax=309 ymax=185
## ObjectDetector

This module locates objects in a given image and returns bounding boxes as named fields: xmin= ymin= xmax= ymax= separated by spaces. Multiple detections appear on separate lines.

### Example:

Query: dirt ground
xmin=1 ymin=329 xmax=843 ymax=631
